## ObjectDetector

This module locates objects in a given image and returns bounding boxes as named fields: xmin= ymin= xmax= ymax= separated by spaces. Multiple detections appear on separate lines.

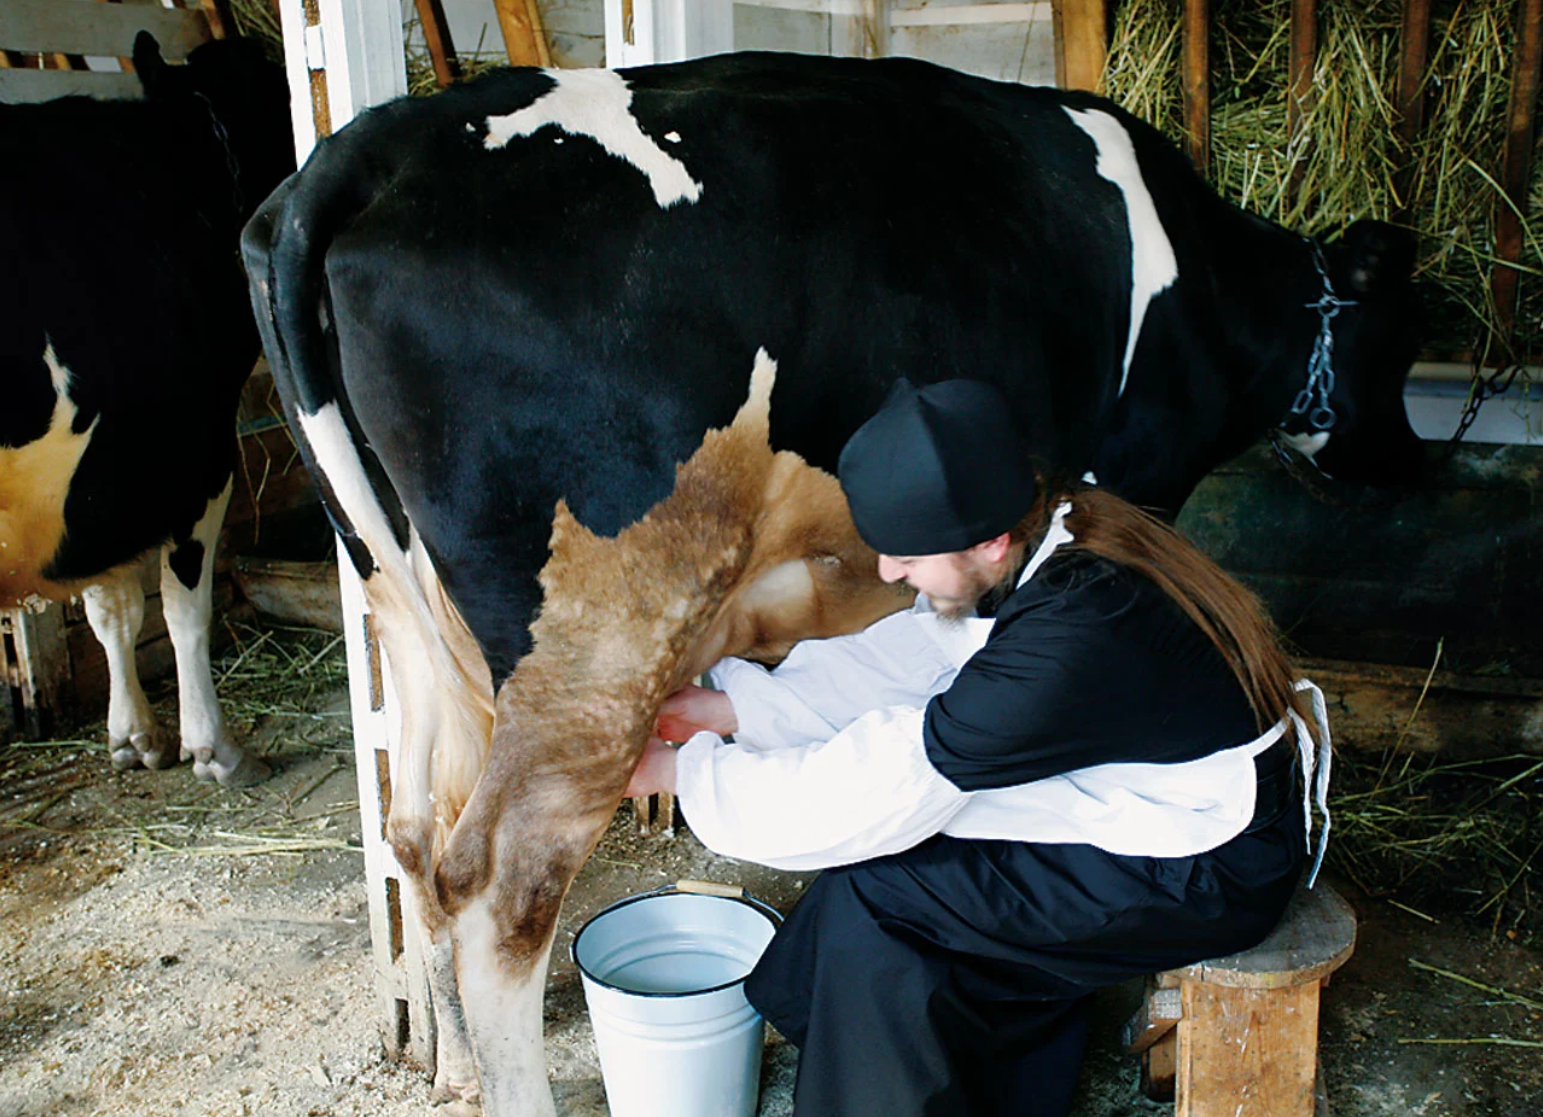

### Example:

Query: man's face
xmin=876 ymin=548 xmax=1004 ymax=621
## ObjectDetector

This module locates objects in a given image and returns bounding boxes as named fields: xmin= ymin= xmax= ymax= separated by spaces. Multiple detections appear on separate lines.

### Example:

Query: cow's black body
xmin=1 ymin=35 xmax=291 ymax=784
xmin=245 ymin=51 xmax=1421 ymax=685
xmin=1 ymin=35 xmax=293 ymax=589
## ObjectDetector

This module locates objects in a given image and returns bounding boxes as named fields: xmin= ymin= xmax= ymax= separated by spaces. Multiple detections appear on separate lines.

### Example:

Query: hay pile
xmin=1330 ymin=746 xmax=1542 ymax=938
xmin=1103 ymin=0 xmax=1542 ymax=365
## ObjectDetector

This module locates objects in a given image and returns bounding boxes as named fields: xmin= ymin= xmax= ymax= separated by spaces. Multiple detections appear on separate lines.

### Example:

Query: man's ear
xmin=972 ymin=532 xmax=1012 ymax=564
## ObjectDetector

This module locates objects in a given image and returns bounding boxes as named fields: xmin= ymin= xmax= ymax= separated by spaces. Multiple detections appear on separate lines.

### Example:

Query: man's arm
xmin=669 ymin=707 xmax=969 ymax=871
xmin=706 ymin=603 xmax=961 ymax=751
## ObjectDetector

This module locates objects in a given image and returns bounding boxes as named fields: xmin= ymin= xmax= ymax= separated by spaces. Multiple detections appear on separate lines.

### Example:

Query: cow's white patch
xmin=454 ymin=896 xmax=558 ymax=1117
xmin=1281 ymin=431 xmax=1330 ymax=460
xmin=483 ymin=69 xmax=702 ymax=209
xmin=665 ymin=130 xmax=681 ymax=143
xmin=1063 ymin=108 xmax=1179 ymax=397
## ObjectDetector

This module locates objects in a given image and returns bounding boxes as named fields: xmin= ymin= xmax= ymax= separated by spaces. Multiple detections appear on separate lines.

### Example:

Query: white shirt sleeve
xmin=674 ymin=706 xmax=970 ymax=871
xmin=707 ymin=603 xmax=962 ymax=751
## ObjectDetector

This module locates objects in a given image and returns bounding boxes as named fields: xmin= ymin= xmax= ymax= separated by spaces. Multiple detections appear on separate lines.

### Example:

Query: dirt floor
xmin=1 ymin=622 xmax=1540 ymax=1117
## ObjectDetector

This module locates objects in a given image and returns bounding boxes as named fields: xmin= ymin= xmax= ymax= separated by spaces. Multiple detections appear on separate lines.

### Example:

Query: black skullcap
xmin=837 ymin=379 xmax=1037 ymax=556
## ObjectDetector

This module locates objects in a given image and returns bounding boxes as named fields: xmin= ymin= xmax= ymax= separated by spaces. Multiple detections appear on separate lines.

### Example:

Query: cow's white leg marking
xmin=1064 ymin=108 xmax=1179 ymax=396
xmin=483 ymin=69 xmax=703 ymax=208
xmin=297 ymin=404 xmax=488 ymax=1097
xmin=1281 ymin=431 xmax=1331 ymax=461
xmin=161 ymin=479 xmax=269 ymax=786
xmin=81 ymin=570 xmax=167 ymax=772
xmin=454 ymin=895 xmax=558 ymax=1117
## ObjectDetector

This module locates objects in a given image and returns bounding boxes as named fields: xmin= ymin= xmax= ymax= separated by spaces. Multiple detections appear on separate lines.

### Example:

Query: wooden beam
xmin=0 ymin=0 xmax=211 ymax=62
xmin=1052 ymin=0 xmax=1107 ymax=92
xmin=198 ymin=0 xmax=236 ymax=40
xmin=1182 ymin=0 xmax=1210 ymax=174
xmin=493 ymin=0 xmax=550 ymax=68
xmin=413 ymin=0 xmax=460 ymax=86
xmin=1490 ymin=0 xmax=1543 ymax=346
xmin=1287 ymin=0 xmax=1316 ymax=149
xmin=1393 ymin=0 xmax=1434 ymax=221
xmin=302 ymin=0 xmax=331 ymax=139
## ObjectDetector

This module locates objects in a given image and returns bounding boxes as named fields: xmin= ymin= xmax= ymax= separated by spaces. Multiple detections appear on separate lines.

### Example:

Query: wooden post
xmin=1 ymin=607 xmax=70 ymax=740
xmin=493 ymin=0 xmax=550 ymax=68
xmin=413 ymin=0 xmax=460 ymax=87
xmin=1491 ymin=0 xmax=1543 ymax=346
xmin=1052 ymin=0 xmax=1107 ymax=92
xmin=1182 ymin=0 xmax=1211 ymax=174
xmin=1287 ymin=0 xmax=1317 ymax=151
xmin=1393 ymin=0 xmax=1434 ymax=223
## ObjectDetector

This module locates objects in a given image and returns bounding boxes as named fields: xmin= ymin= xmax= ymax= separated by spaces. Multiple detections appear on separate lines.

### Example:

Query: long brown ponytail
xmin=1055 ymin=486 xmax=1306 ymax=737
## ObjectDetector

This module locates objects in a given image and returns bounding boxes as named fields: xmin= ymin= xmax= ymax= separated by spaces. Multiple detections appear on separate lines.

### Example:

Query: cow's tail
xmin=240 ymin=123 xmax=410 ymax=581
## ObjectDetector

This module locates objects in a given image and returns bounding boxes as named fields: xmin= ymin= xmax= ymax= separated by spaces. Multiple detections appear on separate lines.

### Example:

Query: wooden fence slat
xmin=0 ymin=69 xmax=143 ymax=99
xmin=1052 ymin=0 xmax=1108 ymax=92
xmin=1394 ymin=0 xmax=1434 ymax=221
xmin=1287 ymin=0 xmax=1317 ymax=148
xmin=493 ymin=0 xmax=550 ymax=68
xmin=1183 ymin=0 xmax=1211 ymax=173
xmin=413 ymin=0 xmax=460 ymax=87
xmin=0 ymin=0 xmax=210 ymax=62
xmin=1490 ymin=0 xmax=1543 ymax=345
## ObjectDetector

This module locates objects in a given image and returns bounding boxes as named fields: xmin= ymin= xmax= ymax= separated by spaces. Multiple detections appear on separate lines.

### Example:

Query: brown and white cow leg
xmin=162 ymin=479 xmax=269 ymax=786
xmin=438 ymin=744 xmax=624 ymax=1117
xmin=81 ymin=569 xmax=169 ymax=772
xmin=369 ymin=577 xmax=487 ymax=1102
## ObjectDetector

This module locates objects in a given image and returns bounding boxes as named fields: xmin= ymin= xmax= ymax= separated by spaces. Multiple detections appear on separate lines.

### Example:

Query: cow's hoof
xmin=191 ymin=748 xmax=272 ymax=787
xmin=430 ymin=1074 xmax=481 ymax=1107
xmin=110 ymin=731 xmax=166 ymax=772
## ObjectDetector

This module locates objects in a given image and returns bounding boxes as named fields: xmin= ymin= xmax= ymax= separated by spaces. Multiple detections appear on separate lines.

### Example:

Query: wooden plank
xmin=413 ymin=0 xmax=460 ymax=87
xmin=1 ymin=607 xmax=70 ymax=739
xmin=1141 ymin=1028 xmax=1178 ymax=1101
xmin=1295 ymin=656 xmax=1543 ymax=758
xmin=231 ymin=557 xmax=343 ymax=632
xmin=0 ymin=0 xmax=210 ymax=62
xmin=1177 ymin=981 xmax=1320 ymax=1117
xmin=1490 ymin=0 xmax=1543 ymax=344
xmin=1287 ymin=0 xmax=1316 ymax=187
xmin=0 ymin=69 xmax=143 ymax=100
xmin=1393 ymin=0 xmax=1434 ymax=221
xmin=493 ymin=0 xmax=551 ymax=67
xmin=1124 ymin=981 xmax=1182 ymax=1054
xmin=1182 ymin=0 xmax=1210 ymax=174
xmin=1051 ymin=0 xmax=1107 ymax=92
xmin=1170 ymin=883 xmax=1356 ymax=990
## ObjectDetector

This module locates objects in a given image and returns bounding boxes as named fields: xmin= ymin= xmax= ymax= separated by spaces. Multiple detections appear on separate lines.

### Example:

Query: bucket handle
xmin=674 ymin=878 xmax=743 ymax=899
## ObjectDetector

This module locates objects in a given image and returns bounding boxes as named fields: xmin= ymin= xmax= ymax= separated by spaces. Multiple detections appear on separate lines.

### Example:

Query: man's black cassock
xmin=744 ymin=553 xmax=1307 ymax=1117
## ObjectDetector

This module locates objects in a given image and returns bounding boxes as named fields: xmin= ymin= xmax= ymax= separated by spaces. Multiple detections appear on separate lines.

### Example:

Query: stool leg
xmin=1176 ymin=980 xmax=1321 ymax=1117
xmin=1141 ymin=1028 xmax=1177 ymax=1101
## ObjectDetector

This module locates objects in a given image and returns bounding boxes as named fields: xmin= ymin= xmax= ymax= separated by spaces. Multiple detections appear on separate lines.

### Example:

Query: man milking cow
xmin=628 ymin=379 xmax=1330 ymax=1117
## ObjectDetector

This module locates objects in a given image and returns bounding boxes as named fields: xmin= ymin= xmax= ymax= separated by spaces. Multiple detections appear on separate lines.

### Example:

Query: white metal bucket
xmin=571 ymin=883 xmax=781 ymax=1117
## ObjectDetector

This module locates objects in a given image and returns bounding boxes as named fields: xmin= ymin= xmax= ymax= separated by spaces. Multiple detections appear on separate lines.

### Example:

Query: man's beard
xmin=932 ymin=560 xmax=1021 ymax=624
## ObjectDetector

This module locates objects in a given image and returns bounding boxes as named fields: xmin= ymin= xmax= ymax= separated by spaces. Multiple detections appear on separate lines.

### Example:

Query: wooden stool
xmin=1123 ymin=882 xmax=1357 ymax=1117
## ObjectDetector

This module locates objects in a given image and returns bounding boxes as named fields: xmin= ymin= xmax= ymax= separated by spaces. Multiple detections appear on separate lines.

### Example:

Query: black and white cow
xmin=243 ymin=52 xmax=1421 ymax=1112
xmin=1 ymin=33 xmax=293 ymax=784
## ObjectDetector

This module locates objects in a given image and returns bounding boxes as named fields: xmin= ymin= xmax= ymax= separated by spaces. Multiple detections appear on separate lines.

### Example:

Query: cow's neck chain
xmin=193 ymin=91 xmax=245 ymax=219
xmin=1283 ymin=237 xmax=1358 ymax=434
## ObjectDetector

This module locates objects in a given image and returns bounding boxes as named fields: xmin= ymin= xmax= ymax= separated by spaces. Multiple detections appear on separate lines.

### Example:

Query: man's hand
xmin=626 ymin=735 xmax=679 ymax=798
xmin=656 ymin=684 xmax=738 ymax=741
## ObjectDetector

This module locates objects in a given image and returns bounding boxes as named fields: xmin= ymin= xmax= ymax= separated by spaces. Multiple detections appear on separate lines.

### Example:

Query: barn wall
xmin=426 ymin=0 xmax=1057 ymax=80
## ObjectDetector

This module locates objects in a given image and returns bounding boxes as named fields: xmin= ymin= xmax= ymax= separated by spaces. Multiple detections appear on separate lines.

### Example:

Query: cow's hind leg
xmin=81 ymin=569 xmax=171 ymax=772
xmin=438 ymin=732 xmax=628 ymax=1117
xmin=162 ymin=478 xmax=268 ymax=786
